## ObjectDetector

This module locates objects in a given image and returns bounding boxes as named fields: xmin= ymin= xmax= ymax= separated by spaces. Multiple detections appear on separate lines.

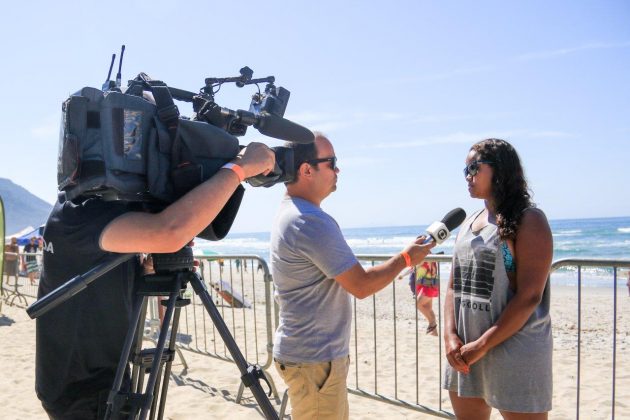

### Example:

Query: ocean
xmin=195 ymin=216 xmax=630 ymax=288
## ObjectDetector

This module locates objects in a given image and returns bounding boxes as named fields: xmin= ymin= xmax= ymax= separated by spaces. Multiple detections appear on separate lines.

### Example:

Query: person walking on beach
xmin=271 ymin=132 xmax=435 ymax=420
xmin=36 ymin=143 xmax=274 ymax=419
xmin=443 ymin=138 xmax=553 ymax=419
xmin=409 ymin=260 xmax=439 ymax=335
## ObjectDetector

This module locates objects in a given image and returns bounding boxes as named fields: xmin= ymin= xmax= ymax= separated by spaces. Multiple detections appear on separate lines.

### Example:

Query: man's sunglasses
xmin=307 ymin=156 xmax=337 ymax=171
xmin=463 ymin=160 xmax=493 ymax=177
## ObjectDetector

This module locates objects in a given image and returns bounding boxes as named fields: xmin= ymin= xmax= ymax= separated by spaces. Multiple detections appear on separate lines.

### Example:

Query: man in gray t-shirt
xmin=271 ymin=133 xmax=434 ymax=420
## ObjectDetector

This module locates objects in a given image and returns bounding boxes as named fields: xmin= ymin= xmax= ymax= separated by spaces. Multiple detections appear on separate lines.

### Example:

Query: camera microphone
xmin=423 ymin=208 xmax=467 ymax=244
xmin=255 ymin=112 xmax=314 ymax=144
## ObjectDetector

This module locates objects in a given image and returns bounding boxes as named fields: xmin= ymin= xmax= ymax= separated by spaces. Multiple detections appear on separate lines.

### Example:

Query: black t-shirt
xmin=35 ymin=195 xmax=139 ymax=410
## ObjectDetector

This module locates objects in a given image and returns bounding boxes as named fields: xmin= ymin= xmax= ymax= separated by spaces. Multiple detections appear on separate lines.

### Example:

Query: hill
xmin=0 ymin=178 xmax=53 ymax=235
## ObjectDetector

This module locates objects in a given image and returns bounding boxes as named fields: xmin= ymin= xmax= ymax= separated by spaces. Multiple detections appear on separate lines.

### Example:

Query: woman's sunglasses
xmin=463 ymin=160 xmax=493 ymax=177
xmin=307 ymin=156 xmax=337 ymax=171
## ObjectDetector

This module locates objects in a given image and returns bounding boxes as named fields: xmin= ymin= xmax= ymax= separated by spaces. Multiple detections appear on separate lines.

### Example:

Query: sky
xmin=1 ymin=1 xmax=628 ymax=233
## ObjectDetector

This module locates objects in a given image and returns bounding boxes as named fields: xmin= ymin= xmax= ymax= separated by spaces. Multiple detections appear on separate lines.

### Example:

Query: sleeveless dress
xmin=443 ymin=211 xmax=553 ymax=413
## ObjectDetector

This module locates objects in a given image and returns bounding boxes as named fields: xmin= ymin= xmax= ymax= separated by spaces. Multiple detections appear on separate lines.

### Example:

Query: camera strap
xmin=131 ymin=73 xmax=180 ymax=141
xmin=151 ymin=85 xmax=180 ymax=140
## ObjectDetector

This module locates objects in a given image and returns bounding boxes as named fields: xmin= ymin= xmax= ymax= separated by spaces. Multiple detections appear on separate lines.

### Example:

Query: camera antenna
xmin=116 ymin=44 xmax=126 ymax=88
xmin=105 ymin=54 xmax=116 ymax=83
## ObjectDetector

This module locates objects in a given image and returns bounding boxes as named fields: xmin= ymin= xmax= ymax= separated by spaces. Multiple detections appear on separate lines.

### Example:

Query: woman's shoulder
xmin=521 ymin=207 xmax=548 ymax=222
xmin=518 ymin=207 xmax=551 ymax=236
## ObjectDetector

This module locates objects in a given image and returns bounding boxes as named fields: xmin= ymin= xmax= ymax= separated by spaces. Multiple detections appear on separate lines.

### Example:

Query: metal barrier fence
xmin=1 ymin=251 xmax=40 ymax=305
xmin=4 ymin=253 xmax=629 ymax=418
xmin=350 ymin=254 xmax=454 ymax=418
xmin=550 ymin=258 xmax=630 ymax=420
xmin=176 ymin=254 xmax=280 ymax=402
xmin=346 ymin=255 xmax=630 ymax=419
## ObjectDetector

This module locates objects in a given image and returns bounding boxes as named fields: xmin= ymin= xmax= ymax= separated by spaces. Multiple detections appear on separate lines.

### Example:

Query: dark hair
xmin=282 ymin=131 xmax=325 ymax=184
xmin=471 ymin=138 xmax=533 ymax=240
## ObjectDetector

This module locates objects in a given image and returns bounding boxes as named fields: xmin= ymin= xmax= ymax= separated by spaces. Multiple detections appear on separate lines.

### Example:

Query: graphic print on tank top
xmin=453 ymin=244 xmax=496 ymax=312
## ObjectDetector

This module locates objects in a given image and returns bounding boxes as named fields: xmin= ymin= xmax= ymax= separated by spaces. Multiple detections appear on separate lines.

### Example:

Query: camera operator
xmin=36 ymin=143 xmax=274 ymax=419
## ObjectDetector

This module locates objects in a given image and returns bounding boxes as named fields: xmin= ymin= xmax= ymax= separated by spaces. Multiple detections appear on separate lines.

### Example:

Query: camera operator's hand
xmin=233 ymin=142 xmax=275 ymax=179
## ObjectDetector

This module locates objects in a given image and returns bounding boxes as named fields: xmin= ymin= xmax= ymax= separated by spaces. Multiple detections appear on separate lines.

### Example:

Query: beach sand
xmin=1 ymin=271 xmax=628 ymax=419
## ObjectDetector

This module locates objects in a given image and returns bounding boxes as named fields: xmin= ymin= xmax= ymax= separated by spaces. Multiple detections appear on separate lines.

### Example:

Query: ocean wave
xmin=346 ymin=235 xmax=456 ymax=249
xmin=195 ymin=237 xmax=270 ymax=251
xmin=553 ymin=229 xmax=582 ymax=237
xmin=346 ymin=236 xmax=418 ymax=247
xmin=618 ymin=227 xmax=630 ymax=233
xmin=593 ymin=240 xmax=630 ymax=248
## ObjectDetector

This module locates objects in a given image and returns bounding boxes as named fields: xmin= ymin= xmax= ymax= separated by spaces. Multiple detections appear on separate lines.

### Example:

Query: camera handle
xmin=26 ymin=253 xmax=136 ymax=319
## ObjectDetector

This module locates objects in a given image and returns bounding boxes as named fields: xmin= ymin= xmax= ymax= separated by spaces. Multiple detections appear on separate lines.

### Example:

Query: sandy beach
xmin=1 ymin=268 xmax=629 ymax=419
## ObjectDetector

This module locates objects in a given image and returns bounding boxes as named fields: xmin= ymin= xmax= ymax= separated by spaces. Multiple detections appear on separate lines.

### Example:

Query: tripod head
xmin=151 ymin=247 xmax=195 ymax=275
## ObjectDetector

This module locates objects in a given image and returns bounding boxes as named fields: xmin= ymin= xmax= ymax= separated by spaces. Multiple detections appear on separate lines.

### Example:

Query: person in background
xmin=23 ymin=236 xmax=40 ymax=285
xmin=443 ymin=138 xmax=553 ymax=419
xmin=271 ymin=132 xmax=435 ymax=419
xmin=4 ymin=237 xmax=20 ymax=285
xmin=409 ymin=259 xmax=440 ymax=335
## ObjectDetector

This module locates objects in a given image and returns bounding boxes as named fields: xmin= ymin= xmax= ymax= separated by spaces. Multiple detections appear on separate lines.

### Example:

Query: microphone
xmin=255 ymin=112 xmax=314 ymax=144
xmin=423 ymin=208 xmax=467 ymax=244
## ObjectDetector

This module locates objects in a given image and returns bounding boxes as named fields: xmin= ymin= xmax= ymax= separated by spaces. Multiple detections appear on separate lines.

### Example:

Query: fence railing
xmin=176 ymin=255 xmax=280 ymax=402
xmin=3 ymin=253 xmax=629 ymax=418
xmin=350 ymin=254 xmax=454 ymax=418
xmin=1 ymin=251 xmax=40 ymax=305
xmin=550 ymin=258 xmax=630 ymax=420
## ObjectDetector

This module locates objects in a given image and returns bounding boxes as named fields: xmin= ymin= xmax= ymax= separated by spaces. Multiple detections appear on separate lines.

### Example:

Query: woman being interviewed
xmin=443 ymin=139 xmax=553 ymax=419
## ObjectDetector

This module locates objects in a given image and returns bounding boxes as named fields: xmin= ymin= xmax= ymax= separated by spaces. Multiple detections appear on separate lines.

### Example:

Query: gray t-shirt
xmin=271 ymin=196 xmax=358 ymax=363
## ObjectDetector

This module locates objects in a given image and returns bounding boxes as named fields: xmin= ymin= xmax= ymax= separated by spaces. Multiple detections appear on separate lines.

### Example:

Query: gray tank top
xmin=443 ymin=210 xmax=553 ymax=413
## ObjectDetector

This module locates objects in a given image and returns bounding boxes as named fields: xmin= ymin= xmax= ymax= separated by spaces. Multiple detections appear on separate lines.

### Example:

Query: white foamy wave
xmin=553 ymin=229 xmax=582 ymax=237
xmin=618 ymin=227 xmax=630 ymax=233
xmin=346 ymin=235 xmax=456 ymax=249
xmin=553 ymin=241 xmax=584 ymax=251
xmin=195 ymin=237 xmax=270 ymax=251
xmin=593 ymin=240 xmax=630 ymax=248
xmin=346 ymin=236 xmax=418 ymax=248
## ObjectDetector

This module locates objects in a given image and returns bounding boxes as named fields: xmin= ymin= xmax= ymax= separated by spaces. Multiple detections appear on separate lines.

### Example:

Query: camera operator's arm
xmin=100 ymin=143 xmax=275 ymax=253
xmin=335 ymin=237 xmax=435 ymax=299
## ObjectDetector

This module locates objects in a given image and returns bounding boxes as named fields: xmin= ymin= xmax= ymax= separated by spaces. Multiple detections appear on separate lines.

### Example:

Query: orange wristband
xmin=222 ymin=162 xmax=245 ymax=183
xmin=400 ymin=251 xmax=412 ymax=267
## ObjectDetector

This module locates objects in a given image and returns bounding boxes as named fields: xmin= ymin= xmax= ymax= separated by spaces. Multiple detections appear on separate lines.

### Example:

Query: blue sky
xmin=1 ymin=1 xmax=628 ymax=232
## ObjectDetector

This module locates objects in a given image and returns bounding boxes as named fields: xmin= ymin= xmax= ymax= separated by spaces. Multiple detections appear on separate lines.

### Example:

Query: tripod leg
xmin=155 ymin=295 xmax=184 ymax=420
xmin=139 ymin=276 xmax=182 ymax=420
xmin=188 ymin=272 xmax=279 ymax=420
xmin=106 ymin=293 xmax=147 ymax=419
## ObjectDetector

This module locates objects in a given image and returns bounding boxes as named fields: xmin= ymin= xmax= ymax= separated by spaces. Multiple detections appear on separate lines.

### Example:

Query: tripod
xmin=28 ymin=246 xmax=279 ymax=420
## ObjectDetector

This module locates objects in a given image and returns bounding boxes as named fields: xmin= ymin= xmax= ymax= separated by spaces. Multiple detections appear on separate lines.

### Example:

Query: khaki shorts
xmin=275 ymin=356 xmax=350 ymax=420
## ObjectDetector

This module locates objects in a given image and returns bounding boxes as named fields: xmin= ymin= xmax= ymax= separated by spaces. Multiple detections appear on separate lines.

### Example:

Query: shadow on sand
xmin=0 ymin=315 xmax=15 ymax=327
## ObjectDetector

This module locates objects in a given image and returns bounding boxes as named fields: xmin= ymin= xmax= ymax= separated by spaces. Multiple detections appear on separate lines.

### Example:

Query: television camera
xmin=57 ymin=47 xmax=313 ymax=240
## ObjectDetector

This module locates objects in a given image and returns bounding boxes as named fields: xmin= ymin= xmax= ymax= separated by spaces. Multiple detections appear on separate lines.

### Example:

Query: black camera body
xmin=57 ymin=66 xmax=312 ymax=240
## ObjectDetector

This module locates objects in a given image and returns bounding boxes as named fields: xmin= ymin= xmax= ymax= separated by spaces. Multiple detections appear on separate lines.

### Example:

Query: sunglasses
xmin=307 ymin=156 xmax=337 ymax=171
xmin=463 ymin=160 xmax=493 ymax=177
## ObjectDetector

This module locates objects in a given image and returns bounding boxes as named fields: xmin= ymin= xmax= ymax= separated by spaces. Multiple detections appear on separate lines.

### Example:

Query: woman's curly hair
xmin=471 ymin=138 xmax=534 ymax=240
